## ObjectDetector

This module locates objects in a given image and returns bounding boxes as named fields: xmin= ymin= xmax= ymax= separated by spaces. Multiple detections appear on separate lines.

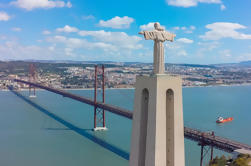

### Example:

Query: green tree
xmin=210 ymin=154 xmax=250 ymax=166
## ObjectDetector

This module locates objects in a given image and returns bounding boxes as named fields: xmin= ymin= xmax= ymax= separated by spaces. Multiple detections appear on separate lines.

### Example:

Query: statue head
xmin=154 ymin=22 xmax=164 ymax=31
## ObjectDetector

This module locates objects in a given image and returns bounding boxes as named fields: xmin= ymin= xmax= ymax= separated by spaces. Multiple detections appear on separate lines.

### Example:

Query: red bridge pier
xmin=199 ymin=131 xmax=214 ymax=166
xmin=93 ymin=65 xmax=107 ymax=131
xmin=29 ymin=64 xmax=36 ymax=98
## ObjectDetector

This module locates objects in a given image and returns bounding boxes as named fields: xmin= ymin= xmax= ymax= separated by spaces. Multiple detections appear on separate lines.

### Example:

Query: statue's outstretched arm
xmin=138 ymin=31 xmax=144 ymax=35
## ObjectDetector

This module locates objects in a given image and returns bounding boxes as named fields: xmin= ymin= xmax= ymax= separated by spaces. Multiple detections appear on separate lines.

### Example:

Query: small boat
xmin=216 ymin=117 xmax=233 ymax=123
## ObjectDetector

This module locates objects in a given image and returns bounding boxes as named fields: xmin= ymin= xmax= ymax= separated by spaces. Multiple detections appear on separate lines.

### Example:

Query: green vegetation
xmin=61 ymin=76 xmax=87 ymax=86
xmin=209 ymin=154 xmax=251 ymax=166
xmin=210 ymin=156 xmax=228 ymax=166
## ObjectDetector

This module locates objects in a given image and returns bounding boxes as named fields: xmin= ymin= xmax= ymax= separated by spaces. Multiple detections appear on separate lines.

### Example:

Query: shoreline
xmin=183 ymin=83 xmax=251 ymax=88
xmin=2 ymin=83 xmax=251 ymax=91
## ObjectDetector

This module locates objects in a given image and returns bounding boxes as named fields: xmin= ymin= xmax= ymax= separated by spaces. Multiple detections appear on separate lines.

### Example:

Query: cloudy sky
xmin=0 ymin=0 xmax=251 ymax=64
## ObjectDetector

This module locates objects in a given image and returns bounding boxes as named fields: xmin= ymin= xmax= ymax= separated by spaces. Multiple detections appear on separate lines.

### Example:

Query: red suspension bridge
xmin=9 ymin=64 xmax=251 ymax=166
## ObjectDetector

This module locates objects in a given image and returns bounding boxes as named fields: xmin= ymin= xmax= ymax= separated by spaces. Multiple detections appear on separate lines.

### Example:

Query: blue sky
xmin=0 ymin=0 xmax=251 ymax=64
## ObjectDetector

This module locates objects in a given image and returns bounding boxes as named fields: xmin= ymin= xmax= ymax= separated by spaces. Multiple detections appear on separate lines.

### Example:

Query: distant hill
xmin=170 ymin=63 xmax=216 ymax=68
xmin=216 ymin=60 xmax=251 ymax=67
xmin=239 ymin=60 xmax=251 ymax=66
xmin=0 ymin=61 xmax=119 ymax=75
xmin=2 ymin=59 xmax=251 ymax=68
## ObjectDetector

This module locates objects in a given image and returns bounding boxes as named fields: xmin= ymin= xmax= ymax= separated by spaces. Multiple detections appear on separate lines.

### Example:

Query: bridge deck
xmin=184 ymin=127 xmax=251 ymax=152
xmin=13 ymin=79 xmax=251 ymax=153
xmin=14 ymin=79 xmax=132 ymax=119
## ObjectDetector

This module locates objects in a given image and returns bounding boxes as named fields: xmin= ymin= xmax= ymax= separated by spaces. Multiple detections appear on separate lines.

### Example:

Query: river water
xmin=0 ymin=85 xmax=251 ymax=166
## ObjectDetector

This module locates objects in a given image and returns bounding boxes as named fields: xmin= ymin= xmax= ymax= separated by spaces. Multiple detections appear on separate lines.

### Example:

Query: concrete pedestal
xmin=129 ymin=75 xmax=185 ymax=166
xmin=93 ymin=127 xmax=108 ymax=131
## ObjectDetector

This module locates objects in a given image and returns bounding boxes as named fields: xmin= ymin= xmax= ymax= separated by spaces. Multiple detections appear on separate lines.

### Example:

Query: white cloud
xmin=177 ymin=38 xmax=194 ymax=44
xmin=0 ymin=41 xmax=52 ymax=60
xmin=56 ymin=25 xmax=78 ymax=33
xmin=11 ymin=27 xmax=22 ymax=32
xmin=236 ymin=53 xmax=251 ymax=62
xmin=200 ymin=22 xmax=251 ymax=40
xmin=177 ymin=50 xmax=188 ymax=56
xmin=48 ymin=46 xmax=55 ymax=51
xmin=140 ymin=22 xmax=155 ymax=31
xmin=43 ymin=30 xmax=51 ymax=35
xmin=82 ymin=15 xmax=95 ymax=20
xmin=166 ymin=42 xmax=188 ymax=57
xmin=219 ymin=49 xmax=231 ymax=57
xmin=166 ymin=42 xmax=181 ymax=49
xmin=166 ymin=0 xmax=222 ymax=7
xmin=198 ymin=41 xmax=220 ymax=50
xmin=173 ymin=25 xmax=196 ymax=33
xmin=0 ymin=11 xmax=11 ymax=21
xmin=64 ymin=47 xmax=74 ymax=56
xmin=66 ymin=2 xmax=72 ymax=8
xmin=190 ymin=25 xmax=196 ymax=30
xmin=167 ymin=0 xmax=197 ymax=7
xmin=196 ymin=41 xmax=220 ymax=57
xmin=98 ymin=16 xmax=134 ymax=29
xmin=165 ymin=39 xmax=190 ymax=57
xmin=78 ymin=30 xmax=142 ymax=49
xmin=47 ymin=35 xmax=118 ymax=51
xmin=140 ymin=22 xmax=166 ymax=31
xmin=181 ymin=26 xmax=186 ymax=30
xmin=0 ymin=35 xmax=7 ymax=40
xmin=0 ymin=37 xmax=120 ymax=61
xmin=45 ymin=30 xmax=143 ymax=59
xmin=220 ymin=4 xmax=226 ymax=10
xmin=48 ymin=35 xmax=66 ymax=42
xmin=10 ymin=0 xmax=72 ymax=11
xmin=185 ymin=30 xmax=193 ymax=34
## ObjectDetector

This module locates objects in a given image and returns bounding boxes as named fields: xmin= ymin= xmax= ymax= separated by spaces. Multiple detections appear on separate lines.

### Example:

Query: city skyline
xmin=0 ymin=0 xmax=251 ymax=64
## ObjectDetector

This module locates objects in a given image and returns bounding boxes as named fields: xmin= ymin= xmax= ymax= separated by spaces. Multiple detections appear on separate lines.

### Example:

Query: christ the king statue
xmin=139 ymin=22 xmax=176 ymax=75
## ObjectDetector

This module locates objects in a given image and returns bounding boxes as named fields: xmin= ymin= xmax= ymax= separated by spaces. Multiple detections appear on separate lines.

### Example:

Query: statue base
xmin=129 ymin=74 xmax=185 ymax=166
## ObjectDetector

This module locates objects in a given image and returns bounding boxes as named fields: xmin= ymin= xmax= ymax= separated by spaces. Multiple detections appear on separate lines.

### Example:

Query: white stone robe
xmin=143 ymin=30 xmax=175 ymax=74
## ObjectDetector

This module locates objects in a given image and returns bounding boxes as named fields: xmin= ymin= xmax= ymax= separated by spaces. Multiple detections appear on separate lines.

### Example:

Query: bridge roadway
xmin=13 ymin=79 xmax=251 ymax=153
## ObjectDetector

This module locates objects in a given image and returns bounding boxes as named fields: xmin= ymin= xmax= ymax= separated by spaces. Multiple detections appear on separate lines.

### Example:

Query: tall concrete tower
xmin=129 ymin=23 xmax=185 ymax=166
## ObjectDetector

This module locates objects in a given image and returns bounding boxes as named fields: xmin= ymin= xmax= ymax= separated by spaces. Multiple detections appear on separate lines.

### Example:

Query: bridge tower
xmin=28 ymin=64 xmax=36 ymax=98
xmin=199 ymin=131 xmax=215 ymax=166
xmin=93 ymin=65 xmax=107 ymax=131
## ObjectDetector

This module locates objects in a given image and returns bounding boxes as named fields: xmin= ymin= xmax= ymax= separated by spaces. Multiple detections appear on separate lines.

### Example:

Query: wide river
xmin=0 ymin=85 xmax=251 ymax=166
